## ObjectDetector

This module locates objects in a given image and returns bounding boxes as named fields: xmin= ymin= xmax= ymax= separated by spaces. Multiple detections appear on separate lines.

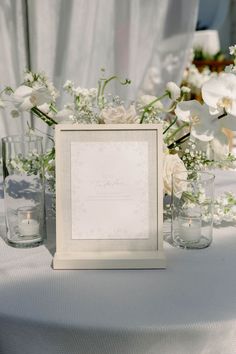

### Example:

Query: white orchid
xmin=176 ymin=99 xmax=236 ymax=141
xmin=191 ymin=133 xmax=229 ymax=161
xmin=209 ymin=134 xmax=230 ymax=160
xmin=202 ymin=73 xmax=236 ymax=116
xmin=175 ymin=100 xmax=217 ymax=141
xmin=175 ymin=99 xmax=236 ymax=159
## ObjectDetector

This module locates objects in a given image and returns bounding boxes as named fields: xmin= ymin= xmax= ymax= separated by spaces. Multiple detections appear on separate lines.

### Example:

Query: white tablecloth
xmin=1 ymin=171 xmax=236 ymax=354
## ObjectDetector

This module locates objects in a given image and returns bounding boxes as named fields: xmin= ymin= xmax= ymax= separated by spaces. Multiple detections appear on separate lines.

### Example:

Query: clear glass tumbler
xmin=171 ymin=170 xmax=215 ymax=249
xmin=2 ymin=135 xmax=45 ymax=247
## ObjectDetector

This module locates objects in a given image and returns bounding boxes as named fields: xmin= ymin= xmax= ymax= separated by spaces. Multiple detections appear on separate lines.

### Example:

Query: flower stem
xmin=49 ymin=104 xmax=58 ymax=114
xmin=31 ymin=107 xmax=58 ymax=126
xmin=140 ymin=93 xmax=168 ymax=124
xmin=218 ymin=111 xmax=227 ymax=120
xmin=167 ymin=132 xmax=190 ymax=149
xmin=97 ymin=75 xmax=131 ymax=108
xmin=167 ymin=123 xmax=189 ymax=142
xmin=163 ymin=117 xmax=177 ymax=134
xmin=101 ymin=76 xmax=130 ymax=96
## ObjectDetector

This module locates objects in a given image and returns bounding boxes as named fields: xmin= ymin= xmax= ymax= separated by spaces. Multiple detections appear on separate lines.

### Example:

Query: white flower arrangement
xmin=182 ymin=64 xmax=217 ymax=95
xmin=2 ymin=47 xmax=236 ymax=223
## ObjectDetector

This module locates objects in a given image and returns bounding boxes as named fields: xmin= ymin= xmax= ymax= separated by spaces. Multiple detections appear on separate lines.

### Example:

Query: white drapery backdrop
xmin=0 ymin=0 xmax=199 ymax=144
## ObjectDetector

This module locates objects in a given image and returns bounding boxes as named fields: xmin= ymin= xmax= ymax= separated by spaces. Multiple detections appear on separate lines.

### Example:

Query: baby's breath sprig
xmin=139 ymin=93 xmax=168 ymax=124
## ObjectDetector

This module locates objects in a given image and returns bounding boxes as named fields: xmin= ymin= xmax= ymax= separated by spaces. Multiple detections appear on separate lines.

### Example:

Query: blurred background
xmin=0 ymin=0 xmax=236 ymax=141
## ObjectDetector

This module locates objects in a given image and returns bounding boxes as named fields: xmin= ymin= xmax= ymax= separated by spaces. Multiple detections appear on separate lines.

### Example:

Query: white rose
xmin=100 ymin=105 xmax=138 ymax=124
xmin=163 ymin=154 xmax=187 ymax=196
xmin=166 ymin=81 xmax=181 ymax=100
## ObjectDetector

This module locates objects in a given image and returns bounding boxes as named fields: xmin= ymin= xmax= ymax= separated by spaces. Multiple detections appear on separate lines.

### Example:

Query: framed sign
xmin=53 ymin=124 xmax=165 ymax=269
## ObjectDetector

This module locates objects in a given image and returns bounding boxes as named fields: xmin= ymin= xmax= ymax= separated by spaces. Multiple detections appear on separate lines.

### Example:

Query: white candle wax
xmin=19 ymin=218 xmax=39 ymax=236
xmin=179 ymin=217 xmax=201 ymax=242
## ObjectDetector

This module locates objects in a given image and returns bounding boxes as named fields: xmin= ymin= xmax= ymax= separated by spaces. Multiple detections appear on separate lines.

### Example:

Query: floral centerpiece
xmin=2 ymin=46 xmax=236 ymax=223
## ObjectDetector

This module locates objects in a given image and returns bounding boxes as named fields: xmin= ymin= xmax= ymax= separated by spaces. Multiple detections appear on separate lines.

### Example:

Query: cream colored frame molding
xmin=53 ymin=124 xmax=165 ymax=269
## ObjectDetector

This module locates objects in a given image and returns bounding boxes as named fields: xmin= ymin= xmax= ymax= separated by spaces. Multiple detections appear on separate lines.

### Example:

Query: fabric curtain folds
xmin=0 ymin=0 xmax=28 ymax=137
xmin=0 ymin=0 xmax=199 ymax=143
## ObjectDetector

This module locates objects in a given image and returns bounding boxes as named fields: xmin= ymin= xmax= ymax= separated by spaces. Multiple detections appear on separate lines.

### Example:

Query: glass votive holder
xmin=171 ymin=170 xmax=215 ymax=249
xmin=2 ymin=135 xmax=45 ymax=248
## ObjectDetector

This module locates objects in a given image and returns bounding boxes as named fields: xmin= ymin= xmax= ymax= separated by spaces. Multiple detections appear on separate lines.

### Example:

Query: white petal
xmin=191 ymin=125 xmax=214 ymax=141
xmin=33 ymin=87 xmax=51 ymax=105
xmin=202 ymin=74 xmax=236 ymax=109
xmin=209 ymin=106 xmax=221 ymax=115
xmin=228 ymin=100 xmax=236 ymax=117
xmin=210 ymin=132 xmax=229 ymax=160
xmin=219 ymin=114 xmax=236 ymax=131
xmin=14 ymin=85 xmax=32 ymax=98
xmin=175 ymin=100 xmax=202 ymax=122
xmin=19 ymin=97 xmax=33 ymax=111
xmin=202 ymin=80 xmax=224 ymax=109
xmin=190 ymin=103 xmax=220 ymax=141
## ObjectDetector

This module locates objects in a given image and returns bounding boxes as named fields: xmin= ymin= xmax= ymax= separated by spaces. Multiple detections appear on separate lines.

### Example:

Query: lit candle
xmin=19 ymin=212 xmax=40 ymax=236
xmin=179 ymin=217 xmax=201 ymax=242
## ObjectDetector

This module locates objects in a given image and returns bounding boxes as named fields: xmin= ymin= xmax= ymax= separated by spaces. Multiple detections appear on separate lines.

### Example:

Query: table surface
xmin=1 ymin=170 xmax=236 ymax=354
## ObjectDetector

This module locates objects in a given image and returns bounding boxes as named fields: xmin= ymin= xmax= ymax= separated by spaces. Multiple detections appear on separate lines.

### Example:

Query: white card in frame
xmin=53 ymin=124 xmax=166 ymax=269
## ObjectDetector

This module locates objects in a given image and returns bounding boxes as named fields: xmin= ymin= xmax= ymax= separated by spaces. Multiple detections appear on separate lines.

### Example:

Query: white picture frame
xmin=53 ymin=124 xmax=165 ymax=269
